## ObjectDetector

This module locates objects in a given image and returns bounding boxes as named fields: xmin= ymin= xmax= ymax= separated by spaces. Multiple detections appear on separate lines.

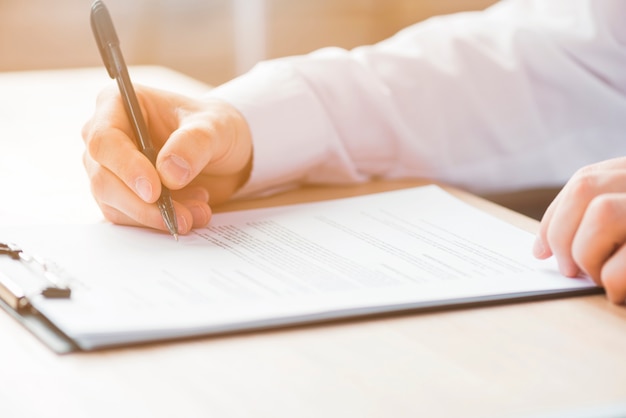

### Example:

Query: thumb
xmin=156 ymin=101 xmax=252 ymax=190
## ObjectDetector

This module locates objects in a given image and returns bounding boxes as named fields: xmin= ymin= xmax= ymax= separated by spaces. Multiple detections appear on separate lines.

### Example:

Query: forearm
xmin=210 ymin=0 xmax=626 ymax=197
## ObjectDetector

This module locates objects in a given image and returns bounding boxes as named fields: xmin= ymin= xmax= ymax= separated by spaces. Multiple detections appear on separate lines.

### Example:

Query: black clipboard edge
xmin=0 ymin=297 xmax=78 ymax=354
xmin=76 ymin=286 xmax=605 ymax=352
xmin=0 ymin=285 xmax=604 ymax=354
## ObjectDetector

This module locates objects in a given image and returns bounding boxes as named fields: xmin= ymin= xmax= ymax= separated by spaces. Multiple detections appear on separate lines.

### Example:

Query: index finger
xmin=82 ymin=84 xmax=136 ymax=145
xmin=82 ymin=85 xmax=163 ymax=203
xmin=537 ymin=161 xmax=626 ymax=277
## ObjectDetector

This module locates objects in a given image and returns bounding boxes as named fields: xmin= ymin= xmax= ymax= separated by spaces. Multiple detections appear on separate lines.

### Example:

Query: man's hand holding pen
xmin=87 ymin=1 xmax=253 ymax=237
xmin=82 ymin=85 xmax=253 ymax=235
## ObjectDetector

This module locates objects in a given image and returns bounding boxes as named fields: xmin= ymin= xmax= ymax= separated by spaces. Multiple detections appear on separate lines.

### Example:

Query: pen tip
xmin=173 ymin=233 xmax=179 ymax=242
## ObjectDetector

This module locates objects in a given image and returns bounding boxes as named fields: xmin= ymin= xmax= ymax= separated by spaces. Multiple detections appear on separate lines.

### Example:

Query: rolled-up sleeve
xmin=209 ymin=0 xmax=626 ymax=197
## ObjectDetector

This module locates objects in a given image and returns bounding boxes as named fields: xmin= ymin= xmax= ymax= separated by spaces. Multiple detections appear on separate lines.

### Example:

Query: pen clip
xmin=90 ymin=0 xmax=119 ymax=79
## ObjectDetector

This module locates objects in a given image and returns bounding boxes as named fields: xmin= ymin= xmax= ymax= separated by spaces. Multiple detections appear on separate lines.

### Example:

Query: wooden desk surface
xmin=0 ymin=67 xmax=625 ymax=418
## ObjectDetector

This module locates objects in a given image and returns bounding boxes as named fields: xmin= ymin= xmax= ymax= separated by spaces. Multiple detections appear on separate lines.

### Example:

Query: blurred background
xmin=0 ymin=0 xmax=497 ymax=86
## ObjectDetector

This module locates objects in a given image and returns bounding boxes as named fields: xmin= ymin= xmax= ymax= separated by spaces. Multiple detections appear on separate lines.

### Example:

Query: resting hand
xmin=533 ymin=157 xmax=626 ymax=304
xmin=82 ymin=85 xmax=252 ymax=235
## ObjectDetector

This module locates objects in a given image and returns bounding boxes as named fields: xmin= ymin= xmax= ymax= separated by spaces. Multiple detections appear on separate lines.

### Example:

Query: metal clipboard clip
xmin=0 ymin=242 xmax=72 ymax=312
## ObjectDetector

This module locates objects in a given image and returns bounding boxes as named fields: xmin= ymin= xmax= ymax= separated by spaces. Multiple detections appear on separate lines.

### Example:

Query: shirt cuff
xmin=208 ymin=58 xmax=338 ymax=198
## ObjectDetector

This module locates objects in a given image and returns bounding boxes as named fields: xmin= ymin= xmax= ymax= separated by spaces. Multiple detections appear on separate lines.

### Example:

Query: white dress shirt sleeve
xmin=209 ymin=0 xmax=626 ymax=198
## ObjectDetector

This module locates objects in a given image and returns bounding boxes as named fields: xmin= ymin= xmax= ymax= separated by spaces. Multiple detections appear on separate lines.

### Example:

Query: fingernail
xmin=559 ymin=263 xmax=579 ymax=278
xmin=161 ymin=154 xmax=191 ymax=185
xmin=135 ymin=177 xmax=153 ymax=202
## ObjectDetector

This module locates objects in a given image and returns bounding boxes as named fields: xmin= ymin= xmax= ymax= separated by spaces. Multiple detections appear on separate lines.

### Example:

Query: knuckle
xmin=568 ymin=167 xmax=599 ymax=201
xmin=586 ymin=195 xmax=621 ymax=224
xmin=100 ymin=204 xmax=121 ymax=224
xmin=183 ymin=125 xmax=210 ymax=142
xmin=86 ymin=127 xmax=108 ymax=162
xmin=95 ymin=84 xmax=119 ymax=104
xmin=81 ymin=120 xmax=93 ymax=144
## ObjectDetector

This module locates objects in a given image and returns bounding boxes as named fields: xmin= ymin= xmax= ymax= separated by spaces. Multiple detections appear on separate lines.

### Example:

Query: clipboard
xmin=0 ymin=243 xmax=78 ymax=353
xmin=0 ymin=187 xmax=603 ymax=356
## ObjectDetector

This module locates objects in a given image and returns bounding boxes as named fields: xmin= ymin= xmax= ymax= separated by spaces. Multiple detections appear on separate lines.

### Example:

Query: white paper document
xmin=0 ymin=186 xmax=598 ymax=350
